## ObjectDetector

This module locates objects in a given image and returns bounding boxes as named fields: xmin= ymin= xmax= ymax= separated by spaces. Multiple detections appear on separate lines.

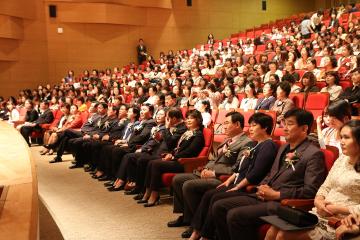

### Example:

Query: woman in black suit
xmin=188 ymin=112 xmax=278 ymax=240
xmin=139 ymin=109 xmax=205 ymax=207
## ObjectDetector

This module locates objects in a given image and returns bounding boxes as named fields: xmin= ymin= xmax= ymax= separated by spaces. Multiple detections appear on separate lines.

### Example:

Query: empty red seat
xmin=304 ymin=92 xmax=330 ymax=120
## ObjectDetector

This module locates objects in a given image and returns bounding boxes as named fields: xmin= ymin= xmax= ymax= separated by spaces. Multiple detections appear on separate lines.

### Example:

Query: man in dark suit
xmin=211 ymin=109 xmax=327 ymax=240
xmin=68 ymin=104 xmax=120 ymax=169
xmin=48 ymin=102 xmax=100 ymax=163
xmin=119 ymin=108 xmax=187 ymax=195
xmin=83 ymin=104 xmax=129 ymax=172
xmin=137 ymin=38 xmax=147 ymax=65
xmin=20 ymin=100 xmax=54 ymax=146
xmin=167 ymin=112 xmax=253 ymax=238
xmin=97 ymin=104 xmax=156 ymax=181
xmin=339 ymin=68 xmax=360 ymax=115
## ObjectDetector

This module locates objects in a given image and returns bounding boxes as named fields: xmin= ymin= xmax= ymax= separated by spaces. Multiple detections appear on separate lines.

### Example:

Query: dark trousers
xmin=144 ymin=159 xmax=184 ymax=191
xmin=99 ymin=145 xmax=131 ymax=178
xmin=20 ymin=125 xmax=41 ymax=145
xmin=213 ymin=194 xmax=280 ymax=240
xmin=68 ymin=137 xmax=88 ymax=165
xmin=191 ymin=185 xmax=241 ymax=238
xmin=86 ymin=141 xmax=112 ymax=168
xmin=172 ymin=173 xmax=221 ymax=223
xmin=52 ymin=129 xmax=82 ymax=157
xmin=124 ymin=152 xmax=159 ymax=189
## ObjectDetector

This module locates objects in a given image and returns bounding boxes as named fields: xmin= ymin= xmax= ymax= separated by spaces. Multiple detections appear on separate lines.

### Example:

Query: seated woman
xmin=320 ymin=71 xmax=343 ymax=102
xmin=189 ymin=112 xmax=277 ymax=240
xmin=219 ymin=84 xmax=239 ymax=110
xmin=239 ymin=82 xmax=258 ymax=111
xmin=198 ymin=100 xmax=212 ymax=128
xmin=265 ymin=119 xmax=360 ymax=240
xmin=139 ymin=110 xmax=205 ymax=207
xmin=316 ymin=100 xmax=352 ymax=153
xmin=255 ymin=82 xmax=277 ymax=110
xmin=271 ymin=81 xmax=295 ymax=126
xmin=300 ymin=72 xmax=320 ymax=94
xmin=282 ymin=74 xmax=301 ymax=93
xmin=40 ymin=104 xmax=82 ymax=155
xmin=294 ymin=47 xmax=310 ymax=70
xmin=5 ymin=101 xmax=20 ymax=124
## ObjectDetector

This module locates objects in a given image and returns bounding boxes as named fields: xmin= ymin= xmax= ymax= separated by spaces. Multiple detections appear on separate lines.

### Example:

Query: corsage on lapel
xmin=285 ymin=151 xmax=300 ymax=171
xmin=134 ymin=123 xmax=144 ymax=133
xmin=183 ymin=130 xmax=194 ymax=140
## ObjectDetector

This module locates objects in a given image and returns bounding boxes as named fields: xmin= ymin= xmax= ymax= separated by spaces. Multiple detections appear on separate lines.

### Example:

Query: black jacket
xmin=173 ymin=129 xmax=205 ymax=160
xmin=128 ymin=118 xmax=157 ymax=148
xmin=35 ymin=109 xmax=54 ymax=125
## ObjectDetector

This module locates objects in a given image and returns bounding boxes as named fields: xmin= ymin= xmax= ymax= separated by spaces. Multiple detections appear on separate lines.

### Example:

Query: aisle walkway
xmin=33 ymin=146 xmax=184 ymax=240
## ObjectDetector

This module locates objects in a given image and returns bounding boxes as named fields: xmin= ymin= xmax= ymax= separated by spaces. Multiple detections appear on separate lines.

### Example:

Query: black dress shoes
xmin=104 ymin=181 xmax=115 ymax=187
xmin=143 ymin=196 xmax=160 ymax=207
xmin=133 ymin=193 xmax=143 ymax=200
xmin=124 ymin=188 xmax=141 ymax=195
xmin=49 ymin=156 xmax=62 ymax=163
xmin=167 ymin=215 xmax=187 ymax=227
xmin=107 ymin=185 xmax=124 ymax=192
xmin=97 ymin=175 xmax=109 ymax=181
xmin=181 ymin=227 xmax=193 ymax=238
xmin=69 ymin=164 xmax=83 ymax=169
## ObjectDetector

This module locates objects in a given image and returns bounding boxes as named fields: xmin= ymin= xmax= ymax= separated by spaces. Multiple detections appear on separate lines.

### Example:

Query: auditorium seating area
xmin=1 ymin=2 xmax=360 ymax=240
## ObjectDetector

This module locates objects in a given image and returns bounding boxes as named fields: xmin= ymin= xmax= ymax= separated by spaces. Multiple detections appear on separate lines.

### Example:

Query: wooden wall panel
xmin=0 ymin=0 xmax=36 ymax=19
xmin=0 ymin=15 xmax=24 ymax=40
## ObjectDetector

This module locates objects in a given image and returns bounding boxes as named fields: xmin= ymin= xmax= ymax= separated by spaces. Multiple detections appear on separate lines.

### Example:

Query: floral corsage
xmin=134 ymin=124 xmax=144 ymax=133
xmin=183 ymin=130 xmax=194 ymax=140
xmin=285 ymin=151 xmax=300 ymax=171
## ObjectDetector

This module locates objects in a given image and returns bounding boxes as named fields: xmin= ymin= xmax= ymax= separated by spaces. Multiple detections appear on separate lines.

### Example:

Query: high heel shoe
xmin=143 ymin=196 xmax=160 ymax=207
xmin=137 ymin=199 xmax=148 ymax=204
xmin=107 ymin=185 xmax=124 ymax=192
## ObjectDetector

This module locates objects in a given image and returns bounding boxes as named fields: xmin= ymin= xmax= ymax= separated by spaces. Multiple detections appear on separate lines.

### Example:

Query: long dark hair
xmin=340 ymin=120 xmax=360 ymax=172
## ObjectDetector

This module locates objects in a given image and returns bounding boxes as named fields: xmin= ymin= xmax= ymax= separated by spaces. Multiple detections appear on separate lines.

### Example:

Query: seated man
xmin=115 ymin=107 xmax=187 ymax=195
xmin=83 ymin=104 xmax=129 ymax=172
xmin=107 ymin=108 xmax=167 ymax=191
xmin=209 ymin=109 xmax=327 ymax=240
xmin=20 ymin=100 xmax=54 ymax=146
xmin=93 ymin=104 xmax=156 ymax=181
xmin=68 ymin=104 xmax=120 ymax=169
xmin=167 ymin=111 xmax=253 ymax=238
xmin=48 ymin=101 xmax=100 ymax=163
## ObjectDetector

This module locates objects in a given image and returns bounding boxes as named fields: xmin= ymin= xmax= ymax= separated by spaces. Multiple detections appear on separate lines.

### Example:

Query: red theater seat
xmin=304 ymin=92 xmax=330 ymax=120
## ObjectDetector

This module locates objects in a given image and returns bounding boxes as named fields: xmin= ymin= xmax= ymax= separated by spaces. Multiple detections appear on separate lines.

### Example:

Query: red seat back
xmin=339 ymin=81 xmax=352 ymax=90
xmin=321 ymin=148 xmax=338 ymax=173
xmin=198 ymin=128 xmax=214 ymax=157
xmin=289 ymin=93 xmax=305 ymax=109
xmin=304 ymin=92 xmax=330 ymax=120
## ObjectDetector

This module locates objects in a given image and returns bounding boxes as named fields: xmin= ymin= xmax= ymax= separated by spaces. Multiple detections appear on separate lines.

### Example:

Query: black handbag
xmin=278 ymin=206 xmax=318 ymax=227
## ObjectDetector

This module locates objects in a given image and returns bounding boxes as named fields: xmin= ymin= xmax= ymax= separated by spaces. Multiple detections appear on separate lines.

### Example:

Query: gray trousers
xmin=172 ymin=173 xmax=221 ymax=223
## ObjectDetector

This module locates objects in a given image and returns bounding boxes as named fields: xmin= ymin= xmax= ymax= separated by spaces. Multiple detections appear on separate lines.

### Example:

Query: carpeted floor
xmin=33 ymin=146 xmax=186 ymax=240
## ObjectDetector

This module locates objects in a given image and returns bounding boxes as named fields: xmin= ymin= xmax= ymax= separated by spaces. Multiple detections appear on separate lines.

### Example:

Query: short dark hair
xmin=76 ymin=96 xmax=85 ymax=104
xmin=284 ymin=108 xmax=314 ymax=134
xmin=98 ymin=102 xmax=108 ymax=109
xmin=282 ymin=73 xmax=296 ymax=84
xmin=186 ymin=109 xmax=204 ymax=129
xmin=167 ymin=107 xmax=183 ymax=119
xmin=142 ymin=103 xmax=154 ymax=114
xmin=325 ymin=71 xmax=340 ymax=85
xmin=249 ymin=112 xmax=274 ymax=135
xmin=111 ymin=106 xmax=120 ymax=116
xmin=278 ymin=81 xmax=291 ymax=97
xmin=226 ymin=111 xmax=245 ymax=129
xmin=328 ymin=100 xmax=351 ymax=122
xmin=166 ymin=92 xmax=177 ymax=99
